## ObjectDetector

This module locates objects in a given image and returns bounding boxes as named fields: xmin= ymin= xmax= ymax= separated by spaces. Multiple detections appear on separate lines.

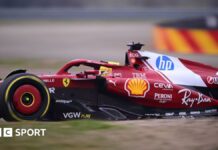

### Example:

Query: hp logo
xmin=156 ymin=56 xmax=174 ymax=70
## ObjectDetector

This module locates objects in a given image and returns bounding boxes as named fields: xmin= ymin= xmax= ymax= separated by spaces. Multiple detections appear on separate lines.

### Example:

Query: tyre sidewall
xmin=0 ymin=73 xmax=50 ymax=121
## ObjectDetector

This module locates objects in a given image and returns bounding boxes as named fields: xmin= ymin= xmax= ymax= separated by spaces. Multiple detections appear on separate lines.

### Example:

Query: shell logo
xmin=125 ymin=78 xmax=150 ymax=98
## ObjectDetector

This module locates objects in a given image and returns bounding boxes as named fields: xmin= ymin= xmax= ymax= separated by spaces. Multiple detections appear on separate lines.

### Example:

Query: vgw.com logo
xmin=0 ymin=128 xmax=46 ymax=138
xmin=156 ymin=56 xmax=174 ymax=71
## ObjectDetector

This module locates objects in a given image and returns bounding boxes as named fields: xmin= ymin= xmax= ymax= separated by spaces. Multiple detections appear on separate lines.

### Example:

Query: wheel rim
xmin=12 ymin=84 xmax=42 ymax=115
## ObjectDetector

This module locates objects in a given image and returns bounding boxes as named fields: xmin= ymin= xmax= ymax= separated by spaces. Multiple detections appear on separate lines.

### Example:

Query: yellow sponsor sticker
xmin=63 ymin=78 xmax=70 ymax=87
xmin=99 ymin=66 xmax=112 ymax=76
xmin=108 ymin=61 xmax=120 ymax=65
xmin=125 ymin=78 xmax=150 ymax=98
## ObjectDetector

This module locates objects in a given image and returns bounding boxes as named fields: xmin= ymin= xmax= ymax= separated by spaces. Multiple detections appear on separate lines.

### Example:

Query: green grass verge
xmin=0 ymin=59 xmax=65 ymax=69
xmin=0 ymin=120 xmax=120 ymax=150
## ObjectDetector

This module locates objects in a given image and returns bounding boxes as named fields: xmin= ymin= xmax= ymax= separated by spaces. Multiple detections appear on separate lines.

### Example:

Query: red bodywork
xmin=0 ymin=44 xmax=218 ymax=120
xmin=39 ymin=49 xmax=218 ymax=111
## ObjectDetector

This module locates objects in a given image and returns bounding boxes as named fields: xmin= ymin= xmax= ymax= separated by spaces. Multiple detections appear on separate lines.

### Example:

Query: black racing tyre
xmin=0 ymin=73 xmax=50 ymax=121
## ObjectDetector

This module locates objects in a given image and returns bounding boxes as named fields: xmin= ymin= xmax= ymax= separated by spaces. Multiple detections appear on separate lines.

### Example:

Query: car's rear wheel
xmin=0 ymin=73 xmax=50 ymax=121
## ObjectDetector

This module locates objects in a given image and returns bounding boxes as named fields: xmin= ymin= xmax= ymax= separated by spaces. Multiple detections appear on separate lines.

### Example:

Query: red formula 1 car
xmin=0 ymin=43 xmax=218 ymax=121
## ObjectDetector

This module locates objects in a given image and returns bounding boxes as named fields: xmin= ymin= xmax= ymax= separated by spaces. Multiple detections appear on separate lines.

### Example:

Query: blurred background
xmin=0 ymin=0 xmax=217 ymax=75
xmin=0 ymin=1 xmax=218 ymax=150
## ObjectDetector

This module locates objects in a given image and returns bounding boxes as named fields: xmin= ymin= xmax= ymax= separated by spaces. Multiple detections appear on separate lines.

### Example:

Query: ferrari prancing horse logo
xmin=63 ymin=78 xmax=70 ymax=87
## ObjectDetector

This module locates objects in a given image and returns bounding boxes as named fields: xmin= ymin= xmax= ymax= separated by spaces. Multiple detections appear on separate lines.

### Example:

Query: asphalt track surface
xmin=0 ymin=8 xmax=218 ymax=20
xmin=0 ymin=20 xmax=153 ymax=60
xmin=0 ymin=20 xmax=217 ymax=65
xmin=0 ymin=20 xmax=218 ymax=150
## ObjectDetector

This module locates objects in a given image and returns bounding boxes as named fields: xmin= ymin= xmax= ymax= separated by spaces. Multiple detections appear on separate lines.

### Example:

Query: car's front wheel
xmin=0 ymin=73 xmax=50 ymax=121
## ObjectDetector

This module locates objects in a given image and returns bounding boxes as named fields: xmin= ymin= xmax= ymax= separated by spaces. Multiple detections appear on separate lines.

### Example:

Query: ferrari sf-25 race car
xmin=0 ymin=43 xmax=218 ymax=121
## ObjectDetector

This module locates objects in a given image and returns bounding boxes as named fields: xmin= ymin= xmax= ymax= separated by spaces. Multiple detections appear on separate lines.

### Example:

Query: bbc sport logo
xmin=156 ymin=56 xmax=174 ymax=71
xmin=0 ymin=128 xmax=46 ymax=137
xmin=0 ymin=128 xmax=13 ymax=137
